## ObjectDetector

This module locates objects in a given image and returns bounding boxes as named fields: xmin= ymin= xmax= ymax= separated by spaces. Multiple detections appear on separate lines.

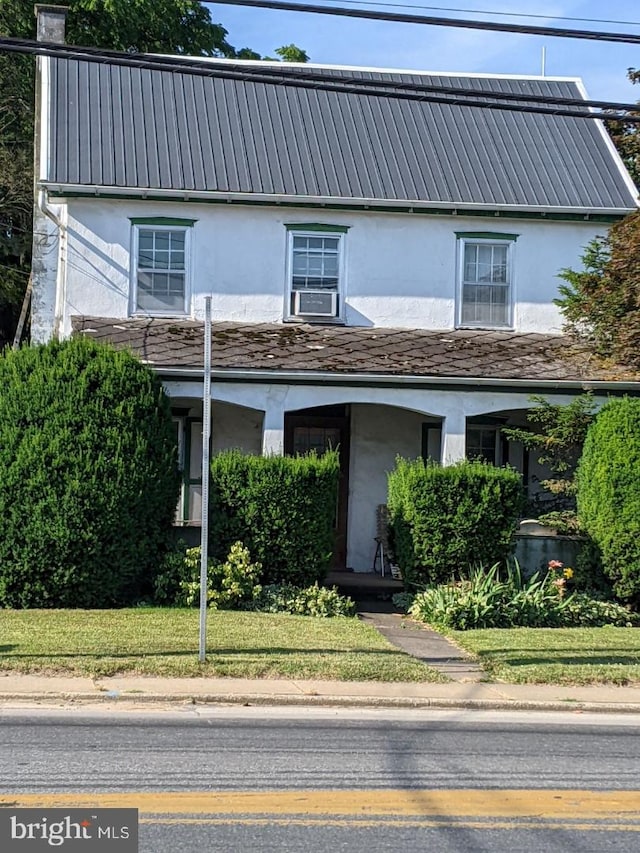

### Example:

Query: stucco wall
xmin=348 ymin=404 xmax=426 ymax=571
xmin=57 ymin=198 xmax=609 ymax=337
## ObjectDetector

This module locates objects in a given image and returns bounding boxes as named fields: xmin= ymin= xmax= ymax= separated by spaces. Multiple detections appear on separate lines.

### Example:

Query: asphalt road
xmin=1 ymin=706 xmax=639 ymax=852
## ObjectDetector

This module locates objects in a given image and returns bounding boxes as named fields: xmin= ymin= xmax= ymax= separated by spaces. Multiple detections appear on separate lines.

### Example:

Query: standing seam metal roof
xmin=47 ymin=59 xmax=637 ymax=211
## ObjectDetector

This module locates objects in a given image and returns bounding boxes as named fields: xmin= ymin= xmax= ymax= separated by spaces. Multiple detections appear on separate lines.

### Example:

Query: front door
xmin=284 ymin=405 xmax=350 ymax=569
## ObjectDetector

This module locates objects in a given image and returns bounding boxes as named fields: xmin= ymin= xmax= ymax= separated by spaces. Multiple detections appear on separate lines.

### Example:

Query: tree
xmin=0 ymin=336 xmax=181 ymax=607
xmin=576 ymin=397 xmax=640 ymax=608
xmin=555 ymin=211 xmax=640 ymax=369
xmin=0 ymin=0 xmax=307 ymax=346
xmin=606 ymin=68 xmax=640 ymax=190
xmin=501 ymin=394 xmax=596 ymax=530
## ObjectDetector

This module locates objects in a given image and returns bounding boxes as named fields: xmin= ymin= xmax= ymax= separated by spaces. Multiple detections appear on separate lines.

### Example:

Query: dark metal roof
xmin=71 ymin=317 xmax=640 ymax=384
xmin=47 ymin=59 xmax=637 ymax=212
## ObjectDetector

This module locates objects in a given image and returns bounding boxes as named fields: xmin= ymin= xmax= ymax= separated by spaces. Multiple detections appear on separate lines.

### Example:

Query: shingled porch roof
xmin=71 ymin=316 xmax=640 ymax=386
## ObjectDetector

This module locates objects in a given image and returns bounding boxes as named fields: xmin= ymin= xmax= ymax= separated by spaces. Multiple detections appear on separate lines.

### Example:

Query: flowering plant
xmin=547 ymin=559 xmax=574 ymax=597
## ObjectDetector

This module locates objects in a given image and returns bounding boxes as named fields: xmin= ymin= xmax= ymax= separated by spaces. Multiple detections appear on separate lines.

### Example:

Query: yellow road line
xmin=2 ymin=790 xmax=640 ymax=820
xmin=140 ymin=817 xmax=640 ymax=832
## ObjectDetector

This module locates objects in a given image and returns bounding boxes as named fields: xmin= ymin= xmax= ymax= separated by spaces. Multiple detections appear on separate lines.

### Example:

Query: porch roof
xmin=71 ymin=316 xmax=639 ymax=386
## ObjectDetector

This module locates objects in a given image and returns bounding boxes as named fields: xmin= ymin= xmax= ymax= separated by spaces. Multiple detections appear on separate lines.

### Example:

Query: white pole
xmin=199 ymin=296 xmax=212 ymax=663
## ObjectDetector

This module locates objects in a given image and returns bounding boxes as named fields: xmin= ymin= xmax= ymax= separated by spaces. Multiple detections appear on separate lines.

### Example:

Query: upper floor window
xmin=130 ymin=218 xmax=196 ymax=315
xmin=286 ymin=224 xmax=348 ymax=321
xmin=456 ymin=232 xmax=518 ymax=329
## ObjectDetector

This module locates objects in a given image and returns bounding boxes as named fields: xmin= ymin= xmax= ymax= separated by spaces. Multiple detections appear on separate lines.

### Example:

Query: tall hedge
xmin=209 ymin=449 xmax=340 ymax=584
xmin=576 ymin=397 xmax=640 ymax=607
xmin=387 ymin=458 xmax=525 ymax=587
xmin=0 ymin=337 xmax=181 ymax=607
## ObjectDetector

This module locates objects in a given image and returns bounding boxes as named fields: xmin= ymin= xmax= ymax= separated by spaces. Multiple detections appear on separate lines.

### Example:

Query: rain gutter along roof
xmin=43 ymin=184 xmax=632 ymax=220
xmin=156 ymin=366 xmax=640 ymax=393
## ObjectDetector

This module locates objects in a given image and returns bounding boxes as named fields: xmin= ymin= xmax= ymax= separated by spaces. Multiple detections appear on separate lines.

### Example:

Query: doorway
xmin=284 ymin=405 xmax=350 ymax=569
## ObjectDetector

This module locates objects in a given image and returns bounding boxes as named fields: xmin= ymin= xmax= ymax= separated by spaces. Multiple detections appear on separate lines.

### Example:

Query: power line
xmin=210 ymin=0 xmax=640 ymax=44
xmin=298 ymin=1 xmax=640 ymax=29
xmin=192 ymin=60 xmax=640 ymax=113
xmin=1 ymin=36 xmax=638 ymax=122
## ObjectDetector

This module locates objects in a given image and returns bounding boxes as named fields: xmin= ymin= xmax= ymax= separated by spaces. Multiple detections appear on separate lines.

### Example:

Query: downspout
xmin=38 ymin=187 xmax=67 ymax=338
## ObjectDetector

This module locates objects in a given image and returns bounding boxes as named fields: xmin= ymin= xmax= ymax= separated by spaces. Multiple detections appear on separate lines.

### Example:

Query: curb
xmin=1 ymin=692 xmax=639 ymax=714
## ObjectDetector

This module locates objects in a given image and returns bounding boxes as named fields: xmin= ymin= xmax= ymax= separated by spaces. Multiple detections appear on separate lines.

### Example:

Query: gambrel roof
xmin=45 ymin=59 xmax=637 ymax=214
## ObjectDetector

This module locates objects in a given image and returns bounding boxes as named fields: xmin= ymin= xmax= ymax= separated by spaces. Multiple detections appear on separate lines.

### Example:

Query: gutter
xmin=154 ymin=365 xmax=640 ymax=393
xmin=42 ymin=183 xmax=636 ymax=219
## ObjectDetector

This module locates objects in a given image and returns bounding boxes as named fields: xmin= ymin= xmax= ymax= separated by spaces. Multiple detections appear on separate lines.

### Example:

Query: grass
xmin=0 ymin=608 xmax=444 ymax=682
xmin=448 ymin=626 xmax=640 ymax=686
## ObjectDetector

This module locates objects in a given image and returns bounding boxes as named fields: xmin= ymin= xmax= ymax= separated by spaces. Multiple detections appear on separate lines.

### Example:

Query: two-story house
xmin=31 ymin=7 xmax=639 ymax=571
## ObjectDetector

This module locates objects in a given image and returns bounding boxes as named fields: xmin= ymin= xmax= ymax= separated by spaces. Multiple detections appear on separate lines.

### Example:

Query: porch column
xmin=262 ymin=404 xmax=285 ymax=455
xmin=441 ymin=410 xmax=466 ymax=464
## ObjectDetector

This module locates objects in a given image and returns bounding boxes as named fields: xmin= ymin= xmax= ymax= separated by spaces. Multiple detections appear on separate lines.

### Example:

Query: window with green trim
xmin=132 ymin=223 xmax=191 ymax=315
xmin=286 ymin=225 xmax=347 ymax=320
xmin=457 ymin=234 xmax=517 ymax=329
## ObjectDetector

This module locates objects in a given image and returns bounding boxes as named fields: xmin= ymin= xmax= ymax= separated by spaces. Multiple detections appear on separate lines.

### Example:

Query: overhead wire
xmin=210 ymin=0 xmax=640 ymax=44
xmin=296 ymin=1 xmax=640 ymax=29
xmin=0 ymin=35 xmax=638 ymax=122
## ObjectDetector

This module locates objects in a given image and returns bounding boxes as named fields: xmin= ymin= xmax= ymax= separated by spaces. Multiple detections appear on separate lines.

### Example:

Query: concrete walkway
xmin=358 ymin=609 xmax=485 ymax=682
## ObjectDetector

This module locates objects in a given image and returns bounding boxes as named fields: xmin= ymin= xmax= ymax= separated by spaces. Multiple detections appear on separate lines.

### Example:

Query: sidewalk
xmin=1 ymin=673 xmax=640 ymax=714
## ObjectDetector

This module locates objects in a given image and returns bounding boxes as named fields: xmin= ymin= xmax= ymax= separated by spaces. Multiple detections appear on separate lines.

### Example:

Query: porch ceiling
xmin=71 ymin=316 xmax=639 ymax=384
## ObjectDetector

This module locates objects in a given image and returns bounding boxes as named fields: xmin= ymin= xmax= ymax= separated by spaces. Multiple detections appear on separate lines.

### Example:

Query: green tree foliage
xmin=576 ymin=397 xmax=640 ymax=608
xmin=502 ymin=395 xmax=596 ymax=527
xmin=606 ymin=68 xmax=640 ymax=189
xmin=0 ymin=336 xmax=181 ymax=607
xmin=387 ymin=458 xmax=525 ymax=588
xmin=209 ymin=450 xmax=340 ymax=585
xmin=555 ymin=211 xmax=640 ymax=369
xmin=0 ymin=0 xmax=307 ymax=346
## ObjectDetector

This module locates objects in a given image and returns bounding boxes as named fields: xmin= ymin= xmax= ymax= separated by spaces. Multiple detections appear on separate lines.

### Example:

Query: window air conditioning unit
xmin=293 ymin=290 xmax=338 ymax=318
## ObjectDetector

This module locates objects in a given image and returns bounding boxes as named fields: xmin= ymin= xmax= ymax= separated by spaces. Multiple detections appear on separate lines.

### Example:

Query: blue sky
xmin=204 ymin=0 xmax=640 ymax=103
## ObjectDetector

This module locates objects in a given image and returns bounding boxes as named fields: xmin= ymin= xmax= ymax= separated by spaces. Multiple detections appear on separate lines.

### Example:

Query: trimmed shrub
xmin=387 ymin=458 xmax=525 ymax=587
xmin=0 ymin=337 xmax=181 ymax=607
xmin=576 ymin=397 xmax=640 ymax=607
xmin=209 ymin=450 xmax=340 ymax=585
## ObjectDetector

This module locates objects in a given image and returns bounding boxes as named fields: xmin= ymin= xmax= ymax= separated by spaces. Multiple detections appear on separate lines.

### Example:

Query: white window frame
xmin=466 ymin=424 xmax=502 ymax=466
xmin=285 ymin=228 xmax=346 ymax=322
xmin=456 ymin=236 xmax=516 ymax=330
xmin=131 ymin=223 xmax=192 ymax=317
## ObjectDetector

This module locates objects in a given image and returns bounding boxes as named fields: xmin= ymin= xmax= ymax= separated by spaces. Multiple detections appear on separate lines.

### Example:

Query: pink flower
xmin=548 ymin=560 xmax=563 ymax=569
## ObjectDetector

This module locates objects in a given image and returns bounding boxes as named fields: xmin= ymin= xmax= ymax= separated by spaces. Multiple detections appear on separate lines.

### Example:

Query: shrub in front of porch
xmin=209 ymin=449 xmax=340 ymax=584
xmin=387 ymin=457 xmax=524 ymax=587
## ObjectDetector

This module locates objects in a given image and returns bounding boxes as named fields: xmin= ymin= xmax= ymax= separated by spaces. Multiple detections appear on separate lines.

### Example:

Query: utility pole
xmin=199 ymin=296 xmax=212 ymax=663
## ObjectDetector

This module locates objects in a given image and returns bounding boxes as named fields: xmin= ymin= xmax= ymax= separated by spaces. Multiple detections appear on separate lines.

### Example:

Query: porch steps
xmin=324 ymin=570 xmax=403 ymax=605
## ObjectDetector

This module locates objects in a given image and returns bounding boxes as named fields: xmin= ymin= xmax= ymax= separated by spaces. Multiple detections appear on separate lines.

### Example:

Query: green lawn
xmin=0 ymin=608 xmax=444 ymax=682
xmin=449 ymin=626 xmax=640 ymax=685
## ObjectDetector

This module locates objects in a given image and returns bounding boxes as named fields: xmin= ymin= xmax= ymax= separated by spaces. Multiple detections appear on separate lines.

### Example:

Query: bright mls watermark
xmin=1 ymin=809 xmax=138 ymax=851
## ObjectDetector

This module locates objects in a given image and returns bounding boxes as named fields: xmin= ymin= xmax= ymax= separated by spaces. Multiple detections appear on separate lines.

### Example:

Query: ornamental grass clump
xmin=406 ymin=560 xmax=638 ymax=630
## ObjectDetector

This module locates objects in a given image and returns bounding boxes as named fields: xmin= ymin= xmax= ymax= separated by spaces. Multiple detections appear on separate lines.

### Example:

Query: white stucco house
xmin=31 ymin=7 xmax=639 ymax=571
